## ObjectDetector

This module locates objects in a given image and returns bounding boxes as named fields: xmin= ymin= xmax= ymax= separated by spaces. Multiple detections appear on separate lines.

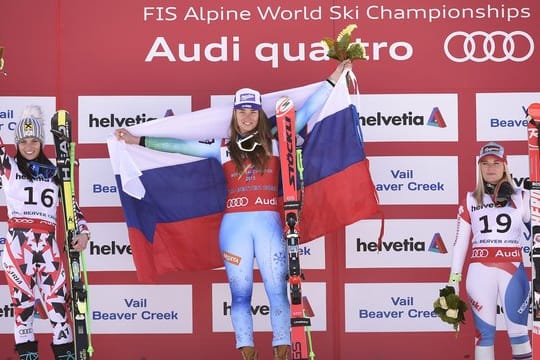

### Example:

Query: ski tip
xmin=51 ymin=110 xmax=72 ymax=124
xmin=54 ymin=109 xmax=71 ymax=117
xmin=50 ymin=110 xmax=73 ymax=141
xmin=528 ymin=103 xmax=540 ymax=121
xmin=276 ymin=96 xmax=294 ymax=116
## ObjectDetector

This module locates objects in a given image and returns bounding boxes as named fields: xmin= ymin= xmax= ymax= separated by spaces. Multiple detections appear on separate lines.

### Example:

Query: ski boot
xmin=240 ymin=346 xmax=258 ymax=360
xmin=15 ymin=341 xmax=39 ymax=360
xmin=51 ymin=342 xmax=75 ymax=360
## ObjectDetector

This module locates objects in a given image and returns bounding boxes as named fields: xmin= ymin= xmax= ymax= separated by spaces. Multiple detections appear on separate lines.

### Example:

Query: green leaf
xmin=337 ymin=33 xmax=351 ymax=52
xmin=346 ymin=44 xmax=366 ymax=61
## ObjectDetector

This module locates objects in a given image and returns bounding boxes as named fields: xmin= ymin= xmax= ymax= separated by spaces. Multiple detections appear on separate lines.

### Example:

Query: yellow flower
xmin=338 ymin=24 xmax=358 ymax=41
xmin=446 ymin=309 xmax=459 ymax=319
xmin=439 ymin=296 xmax=448 ymax=310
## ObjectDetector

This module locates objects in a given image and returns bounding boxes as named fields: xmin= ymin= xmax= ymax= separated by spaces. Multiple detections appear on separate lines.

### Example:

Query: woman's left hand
xmin=71 ymin=233 xmax=90 ymax=252
xmin=328 ymin=59 xmax=353 ymax=84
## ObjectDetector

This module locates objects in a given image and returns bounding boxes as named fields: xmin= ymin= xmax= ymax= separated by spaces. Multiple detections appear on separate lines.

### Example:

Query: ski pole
xmin=302 ymin=296 xmax=316 ymax=360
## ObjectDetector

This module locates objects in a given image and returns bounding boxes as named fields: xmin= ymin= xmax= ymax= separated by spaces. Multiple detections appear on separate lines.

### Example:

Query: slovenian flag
xmin=107 ymin=71 xmax=380 ymax=282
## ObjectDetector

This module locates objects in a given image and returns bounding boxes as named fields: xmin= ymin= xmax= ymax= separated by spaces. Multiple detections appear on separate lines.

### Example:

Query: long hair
xmin=227 ymin=110 xmax=273 ymax=173
xmin=15 ymin=145 xmax=57 ymax=184
xmin=472 ymin=161 xmax=514 ymax=205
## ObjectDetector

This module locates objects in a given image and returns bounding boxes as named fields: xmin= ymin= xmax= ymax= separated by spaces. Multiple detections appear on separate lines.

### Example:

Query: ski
xmin=526 ymin=103 xmax=540 ymax=356
xmin=276 ymin=96 xmax=312 ymax=360
xmin=51 ymin=110 xmax=93 ymax=359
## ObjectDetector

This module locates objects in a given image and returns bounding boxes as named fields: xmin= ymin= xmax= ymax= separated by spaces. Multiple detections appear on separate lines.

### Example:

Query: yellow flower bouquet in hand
xmin=321 ymin=24 xmax=367 ymax=62
xmin=433 ymin=285 xmax=468 ymax=335
xmin=321 ymin=24 xmax=366 ymax=88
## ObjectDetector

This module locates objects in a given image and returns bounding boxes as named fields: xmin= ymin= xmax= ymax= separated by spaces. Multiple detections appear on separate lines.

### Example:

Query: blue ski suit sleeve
xmin=144 ymin=137 xmax=221 ymax=160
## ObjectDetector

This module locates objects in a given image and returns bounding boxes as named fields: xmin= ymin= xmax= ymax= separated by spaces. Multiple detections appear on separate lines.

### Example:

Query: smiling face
xmin=17 ymin=137 xmax=42 ymax=161
xmin=479 ymin=155 xmax=505 ymax=185
xmin=235 ymin=108 xmax=260 ymax=135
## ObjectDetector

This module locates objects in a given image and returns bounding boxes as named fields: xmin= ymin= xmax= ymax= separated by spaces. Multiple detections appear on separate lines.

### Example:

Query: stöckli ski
xmin=276 ymin=96 xmax=313 ymax=360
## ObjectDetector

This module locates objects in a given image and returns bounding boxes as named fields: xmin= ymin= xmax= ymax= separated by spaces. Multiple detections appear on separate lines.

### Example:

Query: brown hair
xmin=227 ymin=110 xmax=273 ymax=173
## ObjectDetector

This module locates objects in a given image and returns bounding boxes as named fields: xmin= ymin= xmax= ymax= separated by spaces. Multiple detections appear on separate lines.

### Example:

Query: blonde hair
xmin=472 ymin=161 xmax=514 ymax=205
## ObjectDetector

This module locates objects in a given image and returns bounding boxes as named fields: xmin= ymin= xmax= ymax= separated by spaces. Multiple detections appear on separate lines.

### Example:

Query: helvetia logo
xmin=359 ymin=107 xmax=447 ymax=128
xmin=88 ymin=113 xmax=157 ymax=128
xmin=89 ymin=241 xmax=132 ymax=255
xmin=426 ymin=107 xmax=447 ymax=128
xmin=222 ymin=301 xmax=269 ymax=316
xmin=359 ymin=112 xmax=424 ymax=127
xmin=0 ymin=303 xmax=15 ymax=318
xmin=428 ymin=232 xmax=447 ymax=254
xmin=356 ymin=237 xmax=425 ymax=252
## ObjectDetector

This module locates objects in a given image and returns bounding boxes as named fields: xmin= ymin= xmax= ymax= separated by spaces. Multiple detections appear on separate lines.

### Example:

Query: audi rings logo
xmin=471 ymin=248 xmax=489 ymax=258
xmin=12 ymin=218 xmax=33 ymax=223
xmin=227 ymin=197 xmax=249 ymax=208
xmin=444 ymin=31 xmax=534 ymax=63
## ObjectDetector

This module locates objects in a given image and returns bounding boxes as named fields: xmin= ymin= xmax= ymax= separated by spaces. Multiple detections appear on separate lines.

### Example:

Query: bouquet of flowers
xmin=433 ymin=285 xmax=468 ymax=335
xmin=321 ymin=24 xmax=365 ymax=89
xmin=320 ymin=24 xmax=367 ymax=62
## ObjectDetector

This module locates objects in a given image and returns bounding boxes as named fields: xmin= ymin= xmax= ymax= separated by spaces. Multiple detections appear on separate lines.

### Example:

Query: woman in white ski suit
xmin=449 ymin=142 xmax=531 ymax=360
xmin=1 ymin=106 xmax=90 ymax=360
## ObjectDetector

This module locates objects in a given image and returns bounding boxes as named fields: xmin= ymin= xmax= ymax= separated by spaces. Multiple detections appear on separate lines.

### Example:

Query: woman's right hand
xmin=115 ymin=128 xmax=140 ymax=145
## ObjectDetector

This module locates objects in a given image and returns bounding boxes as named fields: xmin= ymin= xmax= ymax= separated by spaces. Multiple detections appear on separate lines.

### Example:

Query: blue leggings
xmin=466 ymin=262 xmax=530 ymax=348
xmin=219 ymin=211 xmax=290 ymax=348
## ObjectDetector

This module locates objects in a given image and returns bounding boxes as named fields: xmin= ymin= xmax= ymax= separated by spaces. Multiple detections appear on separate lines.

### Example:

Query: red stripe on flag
xmin=128 ymin=213 xmax=223 ymax=282
xmin=301 ymin=159 xmax=380 ymax=242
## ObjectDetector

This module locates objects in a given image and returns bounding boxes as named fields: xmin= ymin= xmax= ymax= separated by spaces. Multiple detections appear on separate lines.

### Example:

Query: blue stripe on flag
xmin=303 ymin=104 xmax=365 ymax=185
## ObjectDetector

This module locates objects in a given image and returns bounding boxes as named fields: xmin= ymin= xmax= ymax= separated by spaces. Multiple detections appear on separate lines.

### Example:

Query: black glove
xmin=494 ymin=181 xmax=514 ymax=206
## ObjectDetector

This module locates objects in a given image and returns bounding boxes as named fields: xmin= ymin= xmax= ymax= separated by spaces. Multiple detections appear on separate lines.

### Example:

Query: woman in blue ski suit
xmin=115 ymin=60 xmax=351 ymax=360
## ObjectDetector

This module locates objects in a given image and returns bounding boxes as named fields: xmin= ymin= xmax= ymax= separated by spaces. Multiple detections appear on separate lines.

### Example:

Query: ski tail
xmin=276 ymin=96 xmax=311 ymax=360
xmin=51 ymin=110 xmax=93 ymax=359
xmin=302 ymin=296 xmax=316 ymax=360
